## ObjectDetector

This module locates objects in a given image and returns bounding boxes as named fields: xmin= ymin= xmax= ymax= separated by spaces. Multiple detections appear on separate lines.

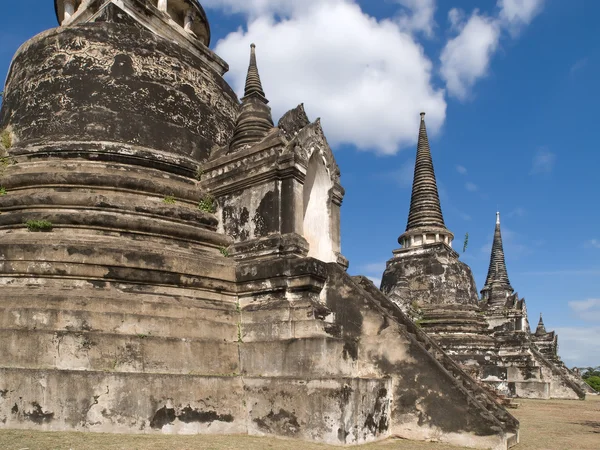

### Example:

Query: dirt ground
xmin=1 ymin=396 xmax=598 ymax=450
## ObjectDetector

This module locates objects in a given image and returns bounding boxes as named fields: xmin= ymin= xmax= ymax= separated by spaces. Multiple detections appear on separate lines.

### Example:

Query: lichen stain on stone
xmin=363 ymin=388 xmax=389 ymax=436
xmin=342 ymin=340 xmax=358 ymax=361
xmin=253 ymin=409 xmax=300 ymax=436
xmin=149 ymin=406 xmax=175 ymax=429
xmin=150 ymin=405 xmax=234 ymax=429
xmin=111 ymin=54 xmax=134 ymax=77
xmin=253 ymin=191 xmax=277 ymax=238
xmin=178 ymin=406 xmax=234 ymax=424
xmin=23 ymin=402 xmax=54 ymax=424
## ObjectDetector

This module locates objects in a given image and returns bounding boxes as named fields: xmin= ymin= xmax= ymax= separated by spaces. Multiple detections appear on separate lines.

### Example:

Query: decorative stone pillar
xmin=184 ymin=10 xmax=194 ymax=33
xmin=158 ymin=0 xmax=168 ymax=12
xmin=63 ymin=0 xmax=76 ymax=23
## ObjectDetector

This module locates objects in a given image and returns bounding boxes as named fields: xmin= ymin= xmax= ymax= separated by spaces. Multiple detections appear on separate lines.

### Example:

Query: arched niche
xmin=303 ymin=150 xmax=336 ymax=262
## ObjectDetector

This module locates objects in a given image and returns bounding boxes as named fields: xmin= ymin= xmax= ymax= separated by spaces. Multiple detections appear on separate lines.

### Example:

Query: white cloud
xmin=440 ymin=0 xmax=544 ymax=99
xmin=440 ymin=11 xmax=501 ymax=100
xmin=465 ymin=182 xmax=479 ymax=192
xmin=498 ymin=0 xmax=545 ymax=29
xmin=447 ymin=8 xmax=464 ymax=31
xmin=208 ymin=0 xmax=446 ymax=154
xmin=554 ymin=327 xmax=600 ymax=368
xmin=530 ymin=148 xmax=556 ymax=175
xmin=456 ymin=164 xmax=468 ymax=175
xmin=394 ymin=0 xmax=436 ymax=37
xmin=569 ymin=299 xmax=600 ymax=322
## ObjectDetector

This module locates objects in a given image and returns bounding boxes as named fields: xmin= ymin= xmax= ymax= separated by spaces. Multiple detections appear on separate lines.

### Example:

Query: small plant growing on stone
xmin=0 ymin=129 xmax=12 ymax=150
xmin=198 ymin=193 xmax=216 ymax=213
xmin=0 ymin=187 xmax=6 ymax=196
xmin=137 ymin=333 xmax=148 ymax=339
xmin=25 ymin=219 xmax=53 ymax=232
xmin=196 ymin=165 xmax=204 ymax=181
xmin=219 ymin=246 xmax=230 ymax=257
xmin=237 ymin=323 xmax=243 ymax=343
xmin=163 ymin=195 xmax=176 ymax=204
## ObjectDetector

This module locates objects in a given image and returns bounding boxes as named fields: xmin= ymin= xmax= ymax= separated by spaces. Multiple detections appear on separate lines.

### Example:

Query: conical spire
xmin=244 ymin=44 xmax=266 ymax=99
xmin=481 ymin=212 xmax=514 ymax=302
xmin=229 ymin=44 xmax=274 ymax=152
xmin=398 ymin=113 xmax=453 ymax=249
xmin=405 ymin=113 xmax=447 ymax=232
xmin=535 ymin=314 xmax=547 ymax=336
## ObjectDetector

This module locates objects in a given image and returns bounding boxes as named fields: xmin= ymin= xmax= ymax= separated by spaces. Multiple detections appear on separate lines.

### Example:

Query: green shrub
xmin=585 ymin=376 xmax=600 ymax=392
xmin=25 ymin=220 xmax=53 ymax=232
xmin=0 ymin=186 xmax=6 ymax=196
xmin=219 ymin=246 xmax=230 ymax=257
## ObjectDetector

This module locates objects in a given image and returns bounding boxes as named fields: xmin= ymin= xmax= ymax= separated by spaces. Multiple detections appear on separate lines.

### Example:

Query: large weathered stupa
xmin=0 ymin=1 xmax=521 ymax=449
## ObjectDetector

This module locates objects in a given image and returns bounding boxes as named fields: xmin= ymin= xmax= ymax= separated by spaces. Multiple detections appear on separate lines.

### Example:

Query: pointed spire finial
xmin=481 ymin=211 xmax=514 ymax=303
xmin=398 ymin=112 xmax=453 ymax=247
xmin=229 ymin=44 xmax=274 ymax=152
xmin=405 ymin=113 xmax=447 ymax=231
xmin=535 ymin=313 xmax=547 ymax=335
xmin=243 ymin=43 xmax=267 ymax=100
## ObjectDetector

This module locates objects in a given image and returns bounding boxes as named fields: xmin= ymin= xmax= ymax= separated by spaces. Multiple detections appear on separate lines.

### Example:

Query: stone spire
xmin=535 ymin=314 xmax=547 ymax=336
xmin=481 ymin=212 xmax=514 ymax=303
xmin=229 ymin=44 xmax=274 ymax=152
xmin=398 ymin=113 xmax=453 ymax=249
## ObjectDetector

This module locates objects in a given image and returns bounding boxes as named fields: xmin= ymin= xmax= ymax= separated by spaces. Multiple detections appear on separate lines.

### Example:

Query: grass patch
xmin=198 ymin=193 xmax=216 ymax=213
xmin=25 ymin=219 xmax=53 ymax=232
xmin=0 ymin=186 xmax=6 ymax=196
xmin=219 ymin=246 xmax=230 ymax=258
xmin=0 ymin=129 xmax=11 ymax=150
xmin=163 ymin=195 xmax=176 ymax=204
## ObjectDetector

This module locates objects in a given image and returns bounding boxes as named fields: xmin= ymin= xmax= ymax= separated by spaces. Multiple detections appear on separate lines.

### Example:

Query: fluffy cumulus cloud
xmin=206 ymin=0 xmax=446 ymax=155
xmin=394 ymin=0 xmax=437 ymax=37
xmin=440 ymin=0 xmax=544 ymax=99
xmin=440 ymin=12 xmax=500 ymax=100
xmin=498 ymin=0 xmax=545 ymax=28
xmin=205 ymin=0 xmax=544 ymax=152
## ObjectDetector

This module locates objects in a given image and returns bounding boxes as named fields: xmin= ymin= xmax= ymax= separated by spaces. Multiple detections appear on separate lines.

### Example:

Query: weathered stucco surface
xmin=0 ymin=1 xmax=521 ymax=449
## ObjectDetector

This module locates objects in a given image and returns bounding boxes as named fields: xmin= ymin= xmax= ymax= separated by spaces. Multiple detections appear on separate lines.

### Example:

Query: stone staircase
xmin=352 ymin=275 xmax=520 ymax=447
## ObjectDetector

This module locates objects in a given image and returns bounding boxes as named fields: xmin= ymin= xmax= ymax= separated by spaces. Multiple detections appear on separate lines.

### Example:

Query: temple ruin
xmin=0 ymin=1 xmax=589 ymax=449
xmin=380 ymin=113 xmax=589 ymax=402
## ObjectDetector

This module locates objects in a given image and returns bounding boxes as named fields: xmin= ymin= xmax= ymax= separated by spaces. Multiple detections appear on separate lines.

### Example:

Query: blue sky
xmin=1 ymin=0 xmax=599 ymax=368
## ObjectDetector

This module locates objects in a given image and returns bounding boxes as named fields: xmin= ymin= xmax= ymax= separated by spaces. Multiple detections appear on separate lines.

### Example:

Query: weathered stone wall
xmin=381 ymin=244 xmax=479 ymax=308
xmin=0 ymin=22 xmax=238 ymax=163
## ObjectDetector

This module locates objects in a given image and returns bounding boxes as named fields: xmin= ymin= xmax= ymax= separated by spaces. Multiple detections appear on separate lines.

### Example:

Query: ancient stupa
xmin=0 ymin=1 xmax=520 ymax=448
xmin=380 ymin=114 xmax=587 ymax=400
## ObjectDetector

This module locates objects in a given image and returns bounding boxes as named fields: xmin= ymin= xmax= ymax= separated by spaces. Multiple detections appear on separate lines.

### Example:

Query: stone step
xmin=0 ymin=329 xmax=240 ymax=375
